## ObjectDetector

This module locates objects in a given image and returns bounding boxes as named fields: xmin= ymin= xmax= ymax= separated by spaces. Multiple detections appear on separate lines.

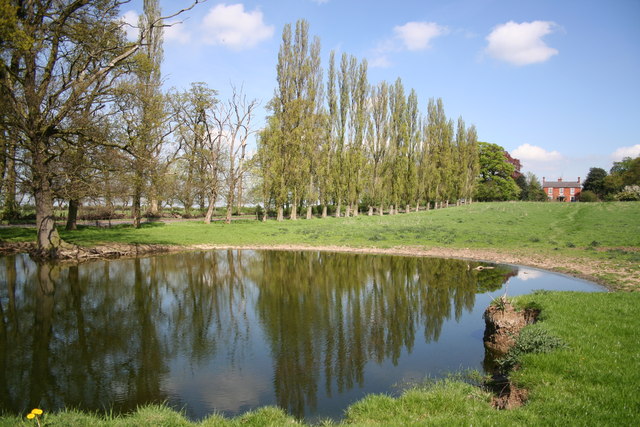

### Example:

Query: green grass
xmin=3 ymin=201 xmax=638 ymax=250
xmin=4 ymin=292 xmax=638 ymax=426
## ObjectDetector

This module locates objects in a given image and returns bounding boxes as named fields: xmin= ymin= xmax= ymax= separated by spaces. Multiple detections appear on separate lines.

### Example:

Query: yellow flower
xmin=26 ymin=413 xmax=35 ymax=419
xmin=32 ymin=409 xmax=43 ymax=415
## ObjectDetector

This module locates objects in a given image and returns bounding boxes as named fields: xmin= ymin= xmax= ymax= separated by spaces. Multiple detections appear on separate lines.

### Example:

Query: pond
xmin=0 ymin=250 xmax=604 ymax=422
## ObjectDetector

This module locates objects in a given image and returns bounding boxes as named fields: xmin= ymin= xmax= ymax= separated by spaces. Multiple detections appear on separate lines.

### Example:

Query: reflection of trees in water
xmin=0 ymin=250 xmax=255 ymax=415
xmin=0 ymin=250 xmax=514 ymax=419
xmin=249 ymin=251 xmax=511 ymax=418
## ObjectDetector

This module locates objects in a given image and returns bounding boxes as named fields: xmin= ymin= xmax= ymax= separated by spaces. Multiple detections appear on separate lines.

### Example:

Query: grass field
xmin=2 ymin=201 xmax=639 ymax=249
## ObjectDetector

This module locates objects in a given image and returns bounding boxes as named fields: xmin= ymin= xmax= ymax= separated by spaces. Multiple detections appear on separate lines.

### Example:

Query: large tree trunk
xmin=65 ymin=199 xmax=79 ymax=231
xmin=1 ymin=136 xmax=18 ymax=220
xmin=379 ymin=204 xmax=384 ymax=216
xmin=306 ymin=205 xmax=312 ymax=220
xmin=352 ymin=203 xmax=358 ymax=216
xmin=132 ymin=187 xmax=142 ymax=229
xmin=405 ymin=204 xmax=411 ymax=213
xmin=345 ymin=205 xmax=351 ymax=217
xmin=277 ymin=206 xmax=284 ymax=221
xmin=290 ymin=200 xmax=298 ymax=220
xmin=204 ymin=189 xmax=217 ymax=224
xmin=33 ymin=144 xmax=63 ymax=258
xmin=368 ymin=206 xmax=373 ymax=216
xmin=335 ymin=201 xmax=341 ymax=218
xmin=150 ymin=198 xmax=159 ymax=216
xmin=34 ymin=184 xmax=62 ymax=257
xmin=321 ymin=205 xmax=327 ymax=218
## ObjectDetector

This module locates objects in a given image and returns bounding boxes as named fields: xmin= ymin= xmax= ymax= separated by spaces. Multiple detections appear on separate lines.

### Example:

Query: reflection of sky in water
xmin=0 ymin=251 xmax=605 ymax=422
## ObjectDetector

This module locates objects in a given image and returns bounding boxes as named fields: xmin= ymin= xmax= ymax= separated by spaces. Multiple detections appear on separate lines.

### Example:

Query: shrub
xmin=498 ymin=325 xmax=567 ymax=371
xmin=579 ymin=190 xmax=597 ymax=202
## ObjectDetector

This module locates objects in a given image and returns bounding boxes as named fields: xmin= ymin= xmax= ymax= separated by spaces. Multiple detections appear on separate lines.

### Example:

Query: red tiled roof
xmin=543 ymin=181 xmax=581 ymax=188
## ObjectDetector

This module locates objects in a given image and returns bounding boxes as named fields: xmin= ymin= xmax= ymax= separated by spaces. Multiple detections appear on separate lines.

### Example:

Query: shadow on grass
xmin=0 ymin=227 xmax=36 ymax=242
xmin=61 ymin=222 xmax=175 ymax=246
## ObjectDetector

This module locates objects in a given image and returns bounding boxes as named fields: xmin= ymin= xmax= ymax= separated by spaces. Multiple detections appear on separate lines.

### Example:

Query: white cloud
xmin=164 ymin=20 xmax=191 ymax=44
xmin=201 ymin=3 xmax=274 ymax=50
xmin=485 ymin=21 xmax=559 ymax=66
xmin=611 ymin=144 xmax=640 ymax=160
xmin=369 ymin=55 xmax=392 ymax=68
xmin=394 ymin=22 xmax=448 ymax=51
xmin=513 ymin=143 xmax=563 ymax=161
xmin=121 ymin=10 xmax=139 ymax=41
xmin=517 ymin=269 xmax=543 ymax=281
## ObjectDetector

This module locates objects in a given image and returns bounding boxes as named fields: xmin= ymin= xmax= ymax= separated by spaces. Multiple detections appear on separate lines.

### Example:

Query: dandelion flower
xmin=32 ymin=409 xmax=43 ymax=415
xmin=26 ymin=413 xmax=35 ymax=419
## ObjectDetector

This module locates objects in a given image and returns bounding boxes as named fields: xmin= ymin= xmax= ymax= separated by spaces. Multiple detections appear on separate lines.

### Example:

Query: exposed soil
xmin=483 ymin=299 xmax=540 ymax=410
xmin=483 ymin=299 xmax=540 ymax=356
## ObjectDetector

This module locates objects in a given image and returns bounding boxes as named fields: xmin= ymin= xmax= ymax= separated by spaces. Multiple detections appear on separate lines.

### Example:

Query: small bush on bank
xmin=498 ymin=324 xmax=567 ymax=372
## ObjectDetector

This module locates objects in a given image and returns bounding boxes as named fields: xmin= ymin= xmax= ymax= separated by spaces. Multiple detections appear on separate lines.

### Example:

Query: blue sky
xmin=122 ymin=0 xmax=640 ymax=182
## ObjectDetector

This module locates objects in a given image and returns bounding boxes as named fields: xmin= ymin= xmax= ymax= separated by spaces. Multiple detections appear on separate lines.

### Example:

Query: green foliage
xmin=475 ymin=142 xmax=521 ymax=201
xmin=498 ymin=325 xmax=567 ymax=371
xmin=582 ymin=167 xmax=608 ymax=198
xmin=579 ymin=190 xmax=597 ymax=202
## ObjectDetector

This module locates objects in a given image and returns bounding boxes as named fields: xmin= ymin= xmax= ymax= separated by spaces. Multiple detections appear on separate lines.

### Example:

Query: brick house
xmin=542 ymin=177 xmax=581 ymax=202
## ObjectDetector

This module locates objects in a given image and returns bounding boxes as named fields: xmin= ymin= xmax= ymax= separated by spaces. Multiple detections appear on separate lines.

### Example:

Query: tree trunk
xmin=379 ymin=204 xmax=384 ymax=216
xmin=1 ymin=136 xmax=18 ymax=220
xmin=352 ymin=203 xmax=358 ymax=216
xmin=132 ymin=187 xmax=142 ymax=229
xmin=335 ymin=202 xmax=341 ymax=218
xmin=345 ymin=205 xmax=351 ymax=217
xmin=225 ymin=204 xmax=232 ymax=224
xmin=34 ymin=181 xmax=62 ymax=257
xmin=306 ymin=205 xmax=312 ymax=220
xmin=321 ymin=205 xmax=327 ymax=218
xmin=204 ymin=189 xmax=217 ymax=224
xmin=33 ymin=143 xmax=63 ymax=258
xmin=150 ymin=198 xmax=159 ymax=215
xmin=290 ymin=200 xmax=298 ymax=220
xmin=368 ymin=206 xmax=373 ymax=216
xmin=277 ymin=206 xmax=284 ymax=221
xmin=65 ymin=199 xmax=79 ymax=231
xmin=405 ymin=204 xmax=411 ymax=213
xmin=416 ymin=201 xmax=420 ymax=212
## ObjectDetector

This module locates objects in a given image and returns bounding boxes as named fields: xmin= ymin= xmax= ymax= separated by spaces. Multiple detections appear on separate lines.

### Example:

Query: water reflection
xmin=1 ymin=250 xmax=573 ymax=420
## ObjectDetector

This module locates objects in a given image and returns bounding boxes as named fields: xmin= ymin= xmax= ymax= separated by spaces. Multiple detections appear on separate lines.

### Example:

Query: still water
xmin=0 ymin=250 xmax=603 ymax=421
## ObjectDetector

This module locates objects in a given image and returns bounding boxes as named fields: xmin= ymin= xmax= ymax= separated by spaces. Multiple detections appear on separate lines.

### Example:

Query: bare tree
xmin=222 ymin=86 xmax=259 ymax=224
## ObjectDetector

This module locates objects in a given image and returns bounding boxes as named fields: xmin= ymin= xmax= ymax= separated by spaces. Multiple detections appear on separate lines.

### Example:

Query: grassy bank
xmin=3 ymin=291 xmax=638 ymax=426
xmin=2 ymin=202 xmax=638 ymax=249
xmin=2 ymin=201 xmax=639 ymax=289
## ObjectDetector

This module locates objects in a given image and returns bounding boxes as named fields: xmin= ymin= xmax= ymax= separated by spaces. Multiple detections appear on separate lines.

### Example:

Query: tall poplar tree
xmin=258 ymin=19 xmax=322 ymax=220
xmin=367 ymin=81 xmax=390 ymax=215
xmin=388 ymin=78 xmax=408 ymax=214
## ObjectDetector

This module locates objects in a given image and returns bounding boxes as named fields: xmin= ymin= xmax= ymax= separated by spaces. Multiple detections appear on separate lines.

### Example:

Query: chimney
xmin=542 ymin=177 xmax=545 ymax=183
xmin=578 ymin=177 xmax=581 ymax=184
xmin=557 ymin=178 xmax=563 ymax=182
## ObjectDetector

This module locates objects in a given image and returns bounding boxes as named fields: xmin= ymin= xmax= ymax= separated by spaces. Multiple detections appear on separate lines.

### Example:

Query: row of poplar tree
xmin=256 ymin=20 xmax=480 ymax=220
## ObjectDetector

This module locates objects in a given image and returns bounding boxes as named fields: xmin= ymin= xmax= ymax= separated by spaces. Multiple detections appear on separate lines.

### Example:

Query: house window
xmin=570 ymin=187 xmax=575 ymax=195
